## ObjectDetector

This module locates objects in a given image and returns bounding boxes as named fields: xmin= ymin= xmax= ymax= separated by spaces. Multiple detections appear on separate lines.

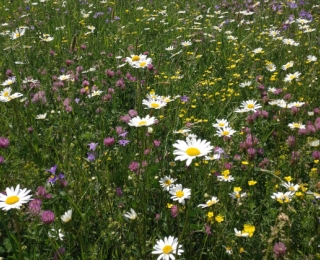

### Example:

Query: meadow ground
xmin=0 ymin=0 xmax=320 ymax=259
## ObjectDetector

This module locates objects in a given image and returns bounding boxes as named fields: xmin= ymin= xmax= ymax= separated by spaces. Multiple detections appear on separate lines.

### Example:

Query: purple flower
xmin=28 ymin=199 xmax=42 ymax=216
xmin=128 ymin=110 xmax=138 ymax=117
xmin=119 ymin=131 xmax=128 ymax=138
xmin=118 ymin=140 xmax=130 ymax=146
xmin=116 ymin=187 xmax=123 ymax=196
xmin=204 ymin=223 xmax=212 ymax=235
xmin=0 ymin=156 xmax=4 ymax=164
xmin=41 ymin=210 xmax=55 ymax=224
xmin=170 ymin=205 xmax=178 ymax=218
xmin=273 ymin=242 xmax=287 ymax=258
xmin=129 ymin=161 xmax=139 ymax=172
xmin=88 ymin=142 xmax=98 ymax=151
xmin=0 ymin=137 xmax=10 ymax=148
xmin=104 ymin=137 xmax=115 ymax=146
xmin=47 ymin=165 xmax=57 ymax=175
xmin=87 ymin=152 xmax=95 ymax=161
xmin=53 ymin=247 xmax=66 ymax=260
xmin=180 ymin=95 xmax=189 ymax=102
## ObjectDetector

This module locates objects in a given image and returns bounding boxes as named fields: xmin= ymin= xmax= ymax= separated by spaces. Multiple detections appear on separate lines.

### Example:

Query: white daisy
xmin=284 ymin=72 xmax=301 ymax=82
xmin=128 ymin=115 xmax=156 ymax=127
xmin=307 ymin=55 xmax=317 ymax=62
xmin=268 ymin=99 xmax=287 ymax=108
xmin=281 ymin=182 xmax=299 ymax=192
xmin=271 ymin=191 xmax=295 ymax=203
xmin=125 ymin=54 xmax=147 ymax=65
xmin=165 ymin=46 xmax=175 ymax=51
xmin=234 ymin=228 xmax=249 ymax=237
xmin=131 ymin=57 xmax=153 ymax=68
xmin=173 ymin=129 xmax=191 ymax=134
xmin=169 ymin=184 xmax=191 ymax=205
xmin=181 ymin=40 xmax=192 ymax=46
xmin=123 ymin=208 xmax=137 ymax=220
xmin=172 ymin=137 xmax=213 ymax=166
xmin=252 ymin=47 xmax=263 ymax=54
xmin=239 ymin=81 xmax=252 ymax=88
xmin=217 ymin=175 xmax=235 ymax=182
xmin=10 ymin=28 xmax=26 ymax=40
xmin=58 ymin=74 xmax=71 ymax=81
xmin=0 ymin=184 xmax=32 ymax=211
xmin=61 ymin=209 xmax=72 ymax=223
xmin=287 ymin=102 xmax=305 ymax=108
xmin=198 ymin=196 xmax=219 ymax=208
xmin=152 ymin=236 xmax=184 ymax=260
xmin=0 ymin=87 xmax=23 ymax=102
xmin=288 ymin=122 xmax=305 ymax=130
xmin=235 ymin=100 xmax=262 ymax=113
xmin=266 ymin=63 xmax=276 ymax=72
xmin=306 ymin=191 xmax=320 ymax=199
xmin=215 ymin=126 xmax=236 ymax=137
xmin=142 ymin=98 xmax=167 ymax=109
xmin=159 ymin=176 xmax=177 ymax=191
xmin=35 ymin=113 xmax=47 ymax=120
xmin=281 ymin=61 xmax=294 ymax=70
xmin=212 ymin=119 xmax=229 ymax=128
xmin=88 ymin=90 xmax=103 ymax=98
xmin=1 ymin=77 xmax=16 ymax=86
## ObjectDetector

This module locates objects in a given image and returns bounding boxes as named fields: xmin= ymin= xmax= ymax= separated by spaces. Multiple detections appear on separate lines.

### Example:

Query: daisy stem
xmin=12 ymin=210 xmax=23 ymax=260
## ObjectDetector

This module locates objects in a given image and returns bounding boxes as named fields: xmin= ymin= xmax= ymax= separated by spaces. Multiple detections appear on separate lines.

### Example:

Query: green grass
xmin=0 ymin=0 xmax=320 ymax=259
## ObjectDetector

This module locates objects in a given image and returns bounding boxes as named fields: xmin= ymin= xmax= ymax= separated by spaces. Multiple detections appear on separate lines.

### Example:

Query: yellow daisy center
xmin=139 ymin=61 xmax=146 ymax=67
xmin=206 ymin=201 xmax=213 ymax=206
xmin=164 ymin=180 xmax=172 ymax=186
xmin=138 ymin=121 xmax=147 ymax=126
xmin=218 ymin=123 xmax=225 ymax=126
xmin=222 ymin=131 xmax=229 ymax=136
xmin=6 ymin=195 xmax=20 ymax=205
xmin=163 ymin=245 xmax=173 ymax=254
xmin=132 ymin=55 xmax=140 ymax=61
xmin=186 ymin=147 xmax=200 ymax=156
xmin=151 ymin=103 xmax=159 ymax=108
xmin=289 ymin=187 xmax=295 ymax=191
xmin=247 ymin=104 xmax=254 ymax=109
xmin=176 ymin=190 xmax=184 ymax=198
xmin=3 ymin=92 xmax=9 ymax=97
xmin=15 ymin=33 xmax=20 ymax=37
xmin=293 ymin=123 xmax=300 ymax=128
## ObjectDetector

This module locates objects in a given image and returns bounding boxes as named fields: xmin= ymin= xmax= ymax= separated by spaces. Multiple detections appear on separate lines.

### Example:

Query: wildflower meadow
xmin=1 ymin=0 xmax=320 ymax=259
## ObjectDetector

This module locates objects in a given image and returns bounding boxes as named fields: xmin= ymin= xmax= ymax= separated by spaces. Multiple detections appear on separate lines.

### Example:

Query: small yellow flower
xmin=241 ymin=161 xmax=249 ymax=165
xmin=314 ymin=160 xmax=319 ymax=164
xmin=243 ymin=224 xmax=255 ymax=237
xmin=167 ymin=203 xmax=173 ymax=209
xmin=248 ymin=180 xmax=257 ymax=186
xmin=284 ymin=176 xmax=293 ymax=182
xmin=207 ymin=211 xmax=214 ymax=219
xmin=234 ymin=187 xmax=242 ymax=192
xmin=215 ymin=215 xmax=224 ymax=223
xmin=222 ymin=169 xmax=230 ymax=176
xmin=239 ymin=247 xmax=245 ymax=253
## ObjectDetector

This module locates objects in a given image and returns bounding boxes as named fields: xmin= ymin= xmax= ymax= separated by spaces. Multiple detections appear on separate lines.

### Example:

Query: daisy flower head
xmin=284 ymin=72 xmax=301 ymax=82
xmin=152 ymin=236 xmax=184 ymax=260
xmin=287 ymin=101 xmax=305 ymax=108
xmin=281 ymin=182 xmax=299 ymax=192
xmin=239 ymin=80 xmax=252 ymax=88
xmin=288 ymin=122 xmax=305 ymax=130
xmin=173 ymin=129 xmax=191 ymax=135
xmin=172 ymin=137 xmax=213 ymax=166
xmin=281 ymin=61 xmax=294 ymax=70
xmin=123 ymin=208 xmax=137 ymax=220
xmin=212 ymin=119 xmax=229 ymax=128
xmin=271 ymin=191 xmax=295 ymax=203
xmin=266 ymin=63 xmax=276 ymax=72
xmin=0 ymin=87 xmax=23 ymax=102
xmin=128 ymin=115 xmax=156 ymax=127
xmin=169 ymin=184 xmax=191 ymax=205
xmin=58 ymin=74 xmax=71 ymax=81
xmin=252 ymin=47 xmax=263 ymax=54
xmin=36 ymin=113 xmax=47 ymax=120
xmin=1 ymin=77 xmax=16 ymax=86
xmin=0 ymin=184 xmax=32 ymax=211
xmin=268 ymin=99 xmax=287 ymax=108
xmin=307 ymin=55 xmax=317 ymax=63
xmin=88 ymin=90 xmax=103 ymax=98
xmin=198 ymin=196 xmax=219 ymax=208
xmin=10 ymin=28 xmax=26 ymax=40
xmin=142 ymin=98 xmax=167 ymax=109
xmin=234 ymin=228 xmax=249 ymax=237
xmin=159 ymin=176 xmax=177 ymax=191
xmin=130 ymin=56 xmax=153 ymax=68
xmin=217 ymin=174 xmax=235 ymax=182
xmin=215 ymin=126 xmax=236 ymax=137
xmin=125 ymin=54 xmax=147 ymax=65
xmin=61 ymin=209 xmax=72 ymax=223
xmin=235 ymin=100 xmax=262 ymax=113
xmin=165 ymin=46 xmax=175 ymax=51
xmin=181 ymin=40 xmax=192 ymax=47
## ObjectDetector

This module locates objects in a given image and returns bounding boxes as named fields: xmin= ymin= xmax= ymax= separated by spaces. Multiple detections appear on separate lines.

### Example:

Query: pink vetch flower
xmin=0 ymin=137 xmax=10 ymax=148
xmin=273 ymin=242 xmax=287 ymax=258
xmin=41 ymin=210 xmax=55 ymax=224
xmin=204 ymin=223 xmax=212 ymax=235
xmin=170 ymin=205 xmax=178 ymax=218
